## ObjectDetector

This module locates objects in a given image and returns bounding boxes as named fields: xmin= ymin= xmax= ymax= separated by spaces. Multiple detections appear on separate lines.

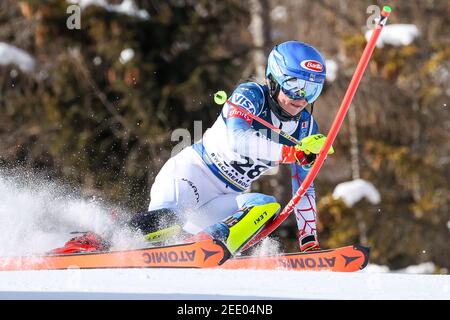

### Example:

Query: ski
xmin=0 ymin=242 xmax=369 ymax=272
xmin=0 ymin=239 xmax=231 ymax=271
xmin=219 ymin=245 xmax=370 ymax=272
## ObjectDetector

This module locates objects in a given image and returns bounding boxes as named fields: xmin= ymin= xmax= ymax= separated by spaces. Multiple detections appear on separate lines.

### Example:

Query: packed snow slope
xmin=0 ymin=171 xmax=448 ymax=300
xmin=0 ymin=268 xmax=448 ymax=300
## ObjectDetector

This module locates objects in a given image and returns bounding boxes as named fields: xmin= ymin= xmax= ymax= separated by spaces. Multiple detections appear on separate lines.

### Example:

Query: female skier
xmin=54 ymin=41 xmax=333 ymax=255
xmin=128 ymin=40 xmax=334 ymax=254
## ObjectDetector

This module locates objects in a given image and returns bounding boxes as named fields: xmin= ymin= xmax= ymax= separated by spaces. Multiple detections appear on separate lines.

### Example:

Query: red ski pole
xmin=224 ymin=99 xmax=301 ymax=145
xmin=242 ymin=6 xmax=392 ymax=252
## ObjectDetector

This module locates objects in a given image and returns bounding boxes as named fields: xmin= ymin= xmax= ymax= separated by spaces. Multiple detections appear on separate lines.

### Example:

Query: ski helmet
xmin=266 ymin=41 xmax=326 ymax=121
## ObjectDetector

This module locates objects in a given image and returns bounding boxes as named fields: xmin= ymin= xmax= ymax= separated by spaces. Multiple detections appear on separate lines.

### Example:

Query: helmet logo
xmin=300 ymin=60 xmax=323 ymax=72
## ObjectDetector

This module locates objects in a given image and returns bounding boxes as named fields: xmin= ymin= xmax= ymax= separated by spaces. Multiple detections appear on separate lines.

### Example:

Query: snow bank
xmin=119 ymin=48 xmax=135 ymax=64
xmin=271 ymin=6 xmax=287 ymax=21
xmin=325 ymin=59 xmax=338 ymax=82
xmin=332 ymin=179 xmax=381 ymax=207
xmin=364 ymin=262 xmax=438 ymax=275
xmin=397 ymin=262 xmax=437 ymax=275
xmin=365 ymin=24 xmax=420 ymax=48
xmin=68 ymin=0 xmax=150 ymax=19
xmin=363 ymin=264 xmax=390 ymax=273
xmin=0 ymin=43 xmax=35 ymax=72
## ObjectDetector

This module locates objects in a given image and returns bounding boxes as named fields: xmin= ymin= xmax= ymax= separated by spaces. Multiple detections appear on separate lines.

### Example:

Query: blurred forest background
xmin=0 ymin=0 xmax=448 ymax=271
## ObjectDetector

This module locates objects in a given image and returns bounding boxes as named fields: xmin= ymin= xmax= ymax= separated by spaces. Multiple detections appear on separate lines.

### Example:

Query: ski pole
xmin=220 ymin=97 xmax=301 ymax=145
xmin=241 ymin=5 xmax=392 ymax=252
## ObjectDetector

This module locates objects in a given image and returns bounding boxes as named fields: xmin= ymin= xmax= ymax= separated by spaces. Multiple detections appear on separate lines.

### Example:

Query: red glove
xmin=280 ymin=145 xmax=316 ymax=165
xmin=280 ymin=134 xmax=334 ymax=165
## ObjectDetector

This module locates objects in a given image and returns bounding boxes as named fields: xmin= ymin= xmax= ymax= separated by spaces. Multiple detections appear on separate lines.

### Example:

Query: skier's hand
xmin=280 ymin=134 xmax=334 ymax=165
xmin=297 ymin=134 xmax=334 ymax=155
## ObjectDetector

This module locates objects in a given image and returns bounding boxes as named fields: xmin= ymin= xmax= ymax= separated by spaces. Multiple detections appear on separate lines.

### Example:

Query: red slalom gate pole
xmin=242 ymin=6 xmax=392 ymax=252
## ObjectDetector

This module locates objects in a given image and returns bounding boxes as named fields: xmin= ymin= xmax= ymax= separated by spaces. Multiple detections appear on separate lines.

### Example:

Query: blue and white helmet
xmin=266 ymin=41 xmax=326 ymax=120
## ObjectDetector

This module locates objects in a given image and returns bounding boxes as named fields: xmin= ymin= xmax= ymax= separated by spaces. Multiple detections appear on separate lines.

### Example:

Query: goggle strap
xmin=268 ymin=75 xmax=280 ymax=99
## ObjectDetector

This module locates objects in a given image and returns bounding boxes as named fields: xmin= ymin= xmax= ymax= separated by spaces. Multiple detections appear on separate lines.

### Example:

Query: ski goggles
xmin=280 ymin=78 xmax=323 ymax=103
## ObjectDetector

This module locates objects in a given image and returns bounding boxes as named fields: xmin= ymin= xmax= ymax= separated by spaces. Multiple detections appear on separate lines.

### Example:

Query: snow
xmin=332 ymin=179 xmax=381 ymax=207
xmin=0 ymin=268 xmax=448 ymax=299
xmin=1 ymin=173 xmax=448 ymax=300
xmin=0 ymin=42 xmax=35 ymax=72
xmin=67 ymin=0 xmax=150 ymax=19
xmin=93 ymin=56 xmax=102 ymax=65
xmin=271 ymin=6 xmax=287 ymax=21
xmin=119 ymin=48 xmax=135 ymax=64
xmin=365 ymin=24 xmax=420 ymax=48
xmin=325 ymin=59 xmax=338 ymax=82
xmin=364 ymin=262 xmax=438 ymax=275
xmin=363 ymin=264 xmax=390 ymax=273
xmin=398 ymin=262 xmax=437 ymax=275
xmin=0 ymin=171 xmax=143 ymax=257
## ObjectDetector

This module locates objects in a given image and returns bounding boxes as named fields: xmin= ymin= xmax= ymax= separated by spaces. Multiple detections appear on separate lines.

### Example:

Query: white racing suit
xmin=148 ymin=82 xmax=319 ymax=249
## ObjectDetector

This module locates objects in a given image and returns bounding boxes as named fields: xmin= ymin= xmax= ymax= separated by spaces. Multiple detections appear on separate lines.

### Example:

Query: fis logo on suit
xmin=230 ymin=93 xmax=256 ymax=114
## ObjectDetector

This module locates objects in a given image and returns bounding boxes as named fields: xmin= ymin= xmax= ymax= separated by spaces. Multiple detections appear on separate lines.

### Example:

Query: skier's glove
xmin=280 ymin=134 xmax=334 ymax=165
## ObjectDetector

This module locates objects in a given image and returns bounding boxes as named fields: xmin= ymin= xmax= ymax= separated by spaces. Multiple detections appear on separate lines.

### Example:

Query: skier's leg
xmin=128 ymin=208 xmax=185 ymax=242
xmin=130 ymin=147 xmax=229 ymax=242
xmin=180 ymin=193 xmax=240 ymax=233
xmin=293 ymin=194 xmax=320 ymax=251
xmin=192 ymin=193 xmax=281 ymax=254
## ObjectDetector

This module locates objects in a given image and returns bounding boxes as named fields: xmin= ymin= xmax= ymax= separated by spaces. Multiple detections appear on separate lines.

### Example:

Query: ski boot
xmin=299 ymin=232 xmax=321 ymax=252
xmin=128 ymin=208 xmax=186 ymax=244
xmin=48 ymin=232 xmax=111 ymax=255
xmin=189 ymin=202 xmax=281 ymax=255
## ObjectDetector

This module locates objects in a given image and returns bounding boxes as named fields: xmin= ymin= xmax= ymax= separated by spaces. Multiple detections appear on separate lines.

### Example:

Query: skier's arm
xmin=225 ymin=115 xmax=284 ymax=162
xmin=222 ymin=82 xmax=296 ymax=162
